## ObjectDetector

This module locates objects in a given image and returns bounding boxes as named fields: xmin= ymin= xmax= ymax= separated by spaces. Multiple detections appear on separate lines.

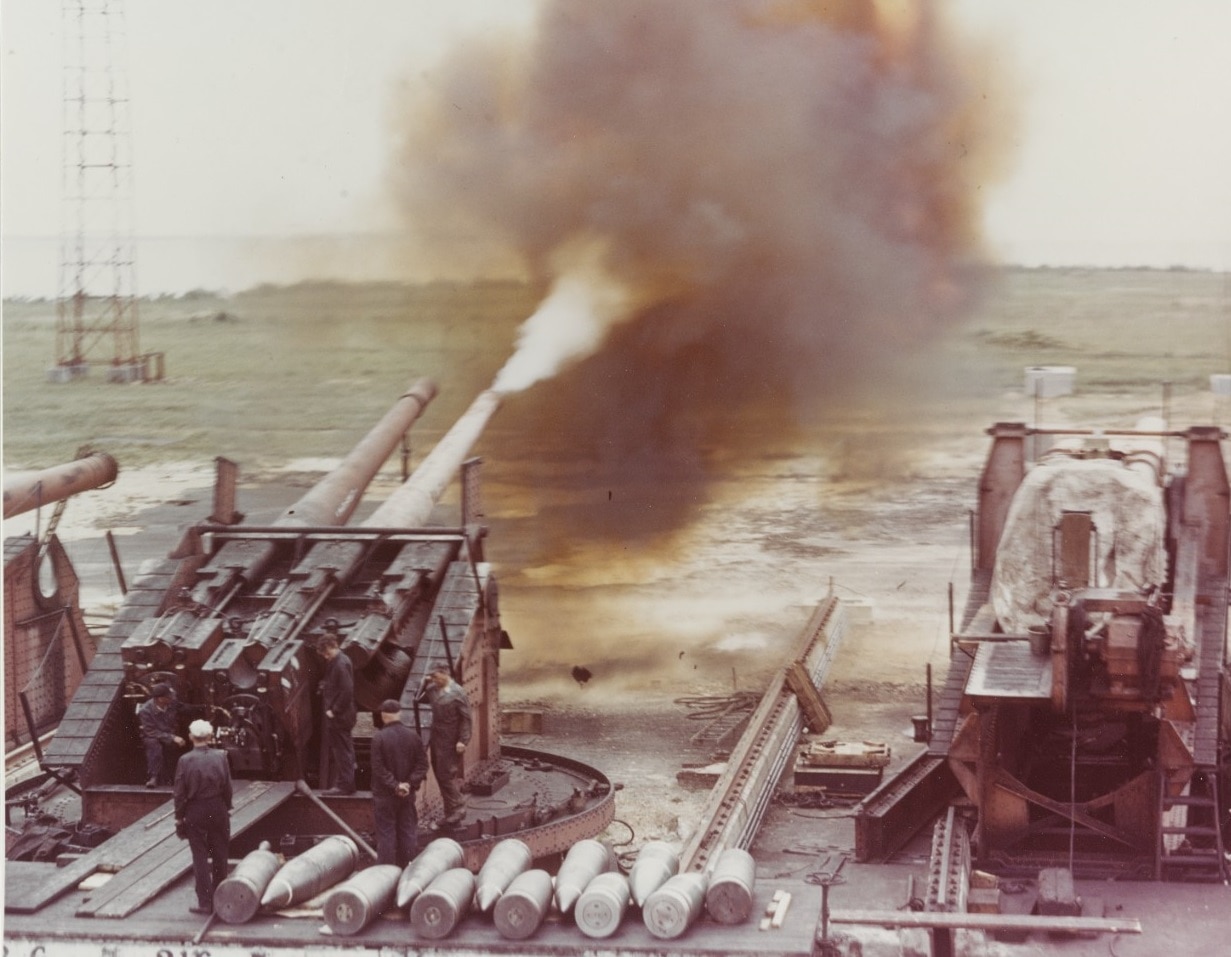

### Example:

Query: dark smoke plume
xmin=390 ymin=0 xmax=1010 ymax=545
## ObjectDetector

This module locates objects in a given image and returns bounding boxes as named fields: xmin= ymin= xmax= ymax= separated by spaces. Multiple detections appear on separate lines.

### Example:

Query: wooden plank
xmin=6 ymin=780 xmax=294 ymax=916
xmin=830 ymin=909 xmax=1142 ymax=934
xmin=74 ymin=820 xmax=187 ymax=917
xmin=80 ymin=780 xmax=296 ymax=918
xmin=6 ymin=805 xmax=173 ymax=914
xmin=785 ymin=661 xmax=831 ymax=734
xmin=7 ymin=792 xmax=183 ymax=912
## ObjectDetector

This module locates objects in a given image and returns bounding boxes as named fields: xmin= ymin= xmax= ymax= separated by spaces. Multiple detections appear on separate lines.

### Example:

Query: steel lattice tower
xmin=51 ymin=0 xmax=151 ymax=383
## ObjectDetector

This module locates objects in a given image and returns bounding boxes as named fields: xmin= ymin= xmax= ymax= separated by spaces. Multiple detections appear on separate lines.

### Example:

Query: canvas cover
xmin=990 ymin=456 xmax=1166 ymax=633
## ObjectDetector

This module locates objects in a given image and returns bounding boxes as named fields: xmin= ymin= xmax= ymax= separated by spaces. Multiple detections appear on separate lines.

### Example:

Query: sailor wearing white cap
xmin=174 ymin=720 xmax=233 ymax=915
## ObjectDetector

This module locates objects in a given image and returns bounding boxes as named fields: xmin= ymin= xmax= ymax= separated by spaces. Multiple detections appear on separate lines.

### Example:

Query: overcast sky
xmin=2 ymin=1 xmax=1229 ymax=295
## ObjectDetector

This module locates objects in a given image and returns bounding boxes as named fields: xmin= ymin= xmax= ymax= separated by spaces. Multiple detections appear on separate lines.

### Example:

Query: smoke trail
xmin=491 ymin=241 xmax=643 ymax=393
xmin=390 ymin=0 xmax=1012 ymax=541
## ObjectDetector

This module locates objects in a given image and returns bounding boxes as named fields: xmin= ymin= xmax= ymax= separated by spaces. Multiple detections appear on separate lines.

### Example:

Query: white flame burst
xmin=492 ymin=250 xmax=636 ymax=395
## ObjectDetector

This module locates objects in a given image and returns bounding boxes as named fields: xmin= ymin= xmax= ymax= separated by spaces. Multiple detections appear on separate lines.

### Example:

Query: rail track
xmin=681 ymin=595 xmax=847 ymax=874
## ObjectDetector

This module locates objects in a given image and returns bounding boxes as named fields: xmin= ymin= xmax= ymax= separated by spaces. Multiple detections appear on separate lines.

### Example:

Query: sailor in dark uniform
xmin=174 ymin=720 xmax=232 ymax=915
xmin=137 ymin=683 xmax=187 ymax=786
xmin=424 ymin=663 xmax=472 ymax=826
xmin=319 ymin=634 xmax=357 ymax=794
xmin=370 ymin=698 xmax=429 ymax=866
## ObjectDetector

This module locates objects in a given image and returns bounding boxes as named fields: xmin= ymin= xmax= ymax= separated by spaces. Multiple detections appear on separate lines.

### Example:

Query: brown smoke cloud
xmin=389 ymin=0 xmax=1012 ymax=547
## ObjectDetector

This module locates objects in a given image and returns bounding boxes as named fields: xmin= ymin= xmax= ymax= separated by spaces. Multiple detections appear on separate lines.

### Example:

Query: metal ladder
xmin=1156 ymin=768 xmax=1228 ymax=882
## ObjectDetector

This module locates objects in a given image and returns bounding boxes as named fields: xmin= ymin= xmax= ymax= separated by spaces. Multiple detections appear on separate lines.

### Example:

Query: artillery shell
xmin=214 ymin=841 xmax=280 ymax=924
xmin=629 ymin=839 xmax=680 ymax=907
xmin=474 ymin=837 xmax=532 ymax=912
xmin=575 ymin=870 xmax=631 ymax=939
xmin=396 ymin=837 xmax=465 ymax=908
xmin=553 ymin=838 xmax=614 ymax=914
xmin=260 ymin=835 xmax=359 ymax=911
xmin=704 ymin=847 xmax=756 ymax=924
xmin=410 ymin=867 xmax=475 ymax=939
xmin=643 ymin=871 xmax=709 ymax=939
xmin=492 ymin=868 xmax=553 ymax=940
xmin=322 ymin=864 xmax=401 ymax=936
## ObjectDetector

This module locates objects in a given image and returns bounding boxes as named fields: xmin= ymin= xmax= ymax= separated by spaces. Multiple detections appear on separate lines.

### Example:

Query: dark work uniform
xmin=138 ymin=696 xmax=186 ymax=785
xmin=429 ymin=679 xmax=472 ymax=824
xmin=370 ymin=718 xmax=429 ymax=866
xmin=174 ymin=746 xmax=233 ymax=911
xmin=322 ymin=651 xmax=357 ymax=792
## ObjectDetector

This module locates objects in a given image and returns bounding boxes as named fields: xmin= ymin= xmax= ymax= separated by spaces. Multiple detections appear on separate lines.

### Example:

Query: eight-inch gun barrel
xmin=364 ymin=389 xmax=502 ymax=528
xmin=3 ymin=451 xmax=118 ymax=519
xmin=116 ymin=382 xmax=440 ymax=697
xmin=278 ymin=377 xmax=438 ymax=527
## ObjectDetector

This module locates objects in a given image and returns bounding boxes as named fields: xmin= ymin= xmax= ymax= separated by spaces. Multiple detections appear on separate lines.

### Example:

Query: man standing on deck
xmin=370 ymin=699 xmax=429 ymax=866
xmin=174 ymin=720 xmax=232 ymax=915
xmin=424 ymin=663 xmax=472 ymax=827
xmin=319 ymin=635 xmax=357 ymax=795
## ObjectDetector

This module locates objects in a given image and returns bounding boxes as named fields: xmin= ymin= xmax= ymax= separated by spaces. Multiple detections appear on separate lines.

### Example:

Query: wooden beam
xmin=294 ymin=780 xmax=377 ymax=861
xmin=785 ymin=661 xmax=832 ymax=734
xmin=8 ymin=781 xmax=295 ymax=916
xmin=78 ymin=781 xmax=297 ymax=918
xmin=830 ymin=909 xmax=1142 ymax=935
xmin=993 ymin=771 xmax=1142 ymax=849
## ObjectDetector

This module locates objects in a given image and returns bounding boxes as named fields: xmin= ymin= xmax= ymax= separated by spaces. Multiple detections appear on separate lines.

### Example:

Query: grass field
xmin=4 ymin=266 xmax=1228 ymax=473
xmin=2 ymin=280 xmax=541 ymax=470
xmin=963 ymin=267 xmax=1229 ymax=391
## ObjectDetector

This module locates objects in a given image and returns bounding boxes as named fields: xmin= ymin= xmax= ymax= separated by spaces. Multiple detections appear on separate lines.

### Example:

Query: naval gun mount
xmin=34 ymin=380 xmax=614 ymax=870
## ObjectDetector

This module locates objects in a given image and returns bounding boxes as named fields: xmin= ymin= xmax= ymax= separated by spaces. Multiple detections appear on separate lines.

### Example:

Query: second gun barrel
xmin=277 ymin=378 xmax=438 ymax=527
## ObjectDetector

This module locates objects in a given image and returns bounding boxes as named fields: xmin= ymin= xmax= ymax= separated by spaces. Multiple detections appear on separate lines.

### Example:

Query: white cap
xmin=189 ymin=719 xmax=214 ymax=741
